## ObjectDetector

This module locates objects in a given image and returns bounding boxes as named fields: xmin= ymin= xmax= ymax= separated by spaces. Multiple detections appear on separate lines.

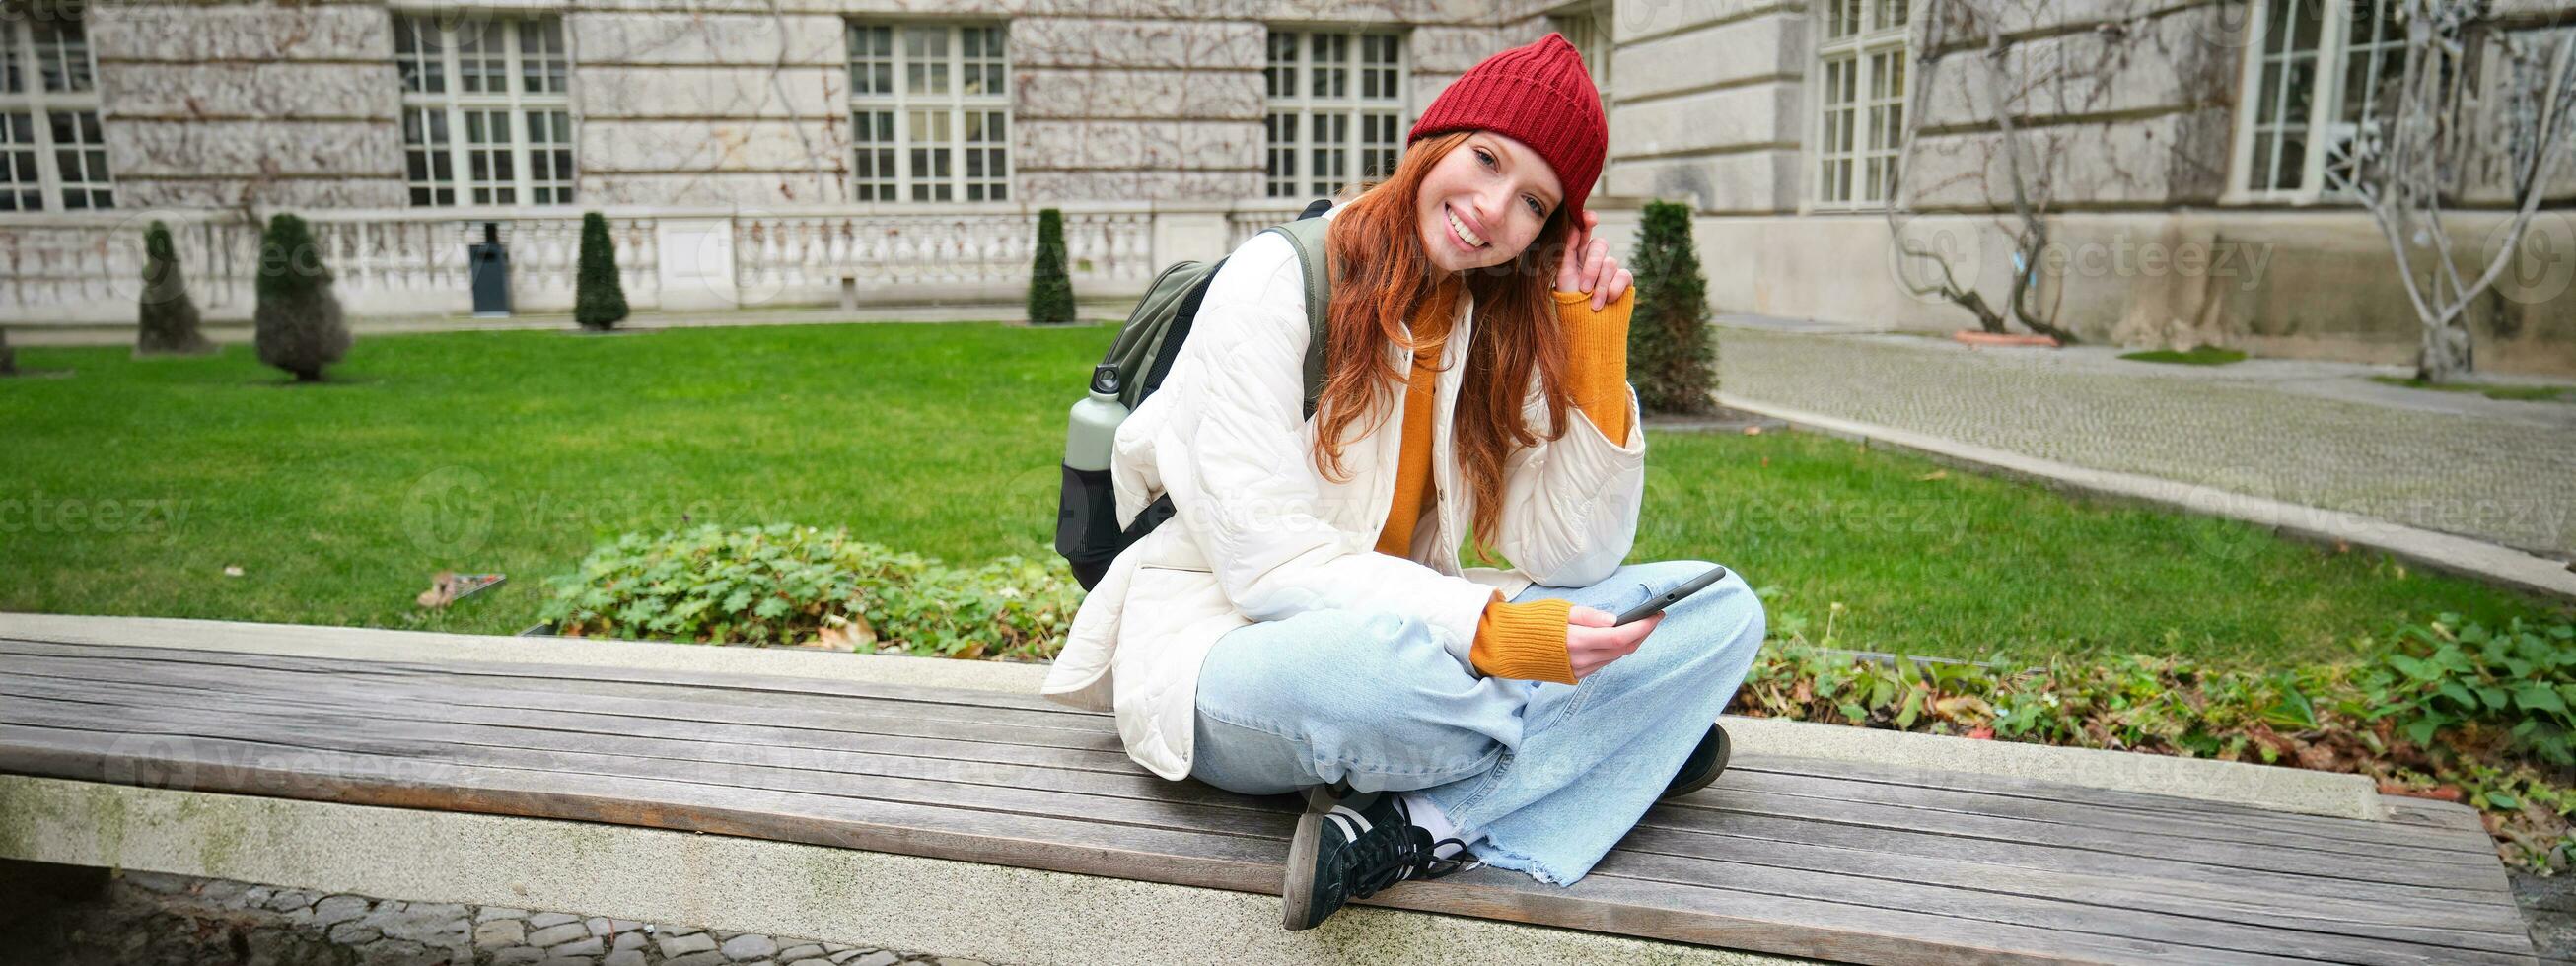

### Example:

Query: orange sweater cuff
xmin=1468 ymin=590 xmax=1576 ymax=684
xmin=1553 ymin=287 xmax=1634 ymax=445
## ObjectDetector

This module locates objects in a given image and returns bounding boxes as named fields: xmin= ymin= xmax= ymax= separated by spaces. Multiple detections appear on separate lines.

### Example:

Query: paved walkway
xmin=1714 ymin=318 xmax=2576 ymax=561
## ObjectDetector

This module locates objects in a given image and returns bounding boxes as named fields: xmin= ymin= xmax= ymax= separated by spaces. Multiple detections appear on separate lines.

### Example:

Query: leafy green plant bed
xmin=1734 ymin=613 xmax=2575 ymax=873
xmin=2118 ymin=346 xmax=2247 ymax=366
xmin=538 ymin=523 xmax=1080 ymax=661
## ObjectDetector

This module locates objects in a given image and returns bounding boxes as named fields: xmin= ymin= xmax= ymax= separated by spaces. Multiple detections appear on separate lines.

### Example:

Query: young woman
xmin=1039 ymin=33 xmax=1766 ymax=931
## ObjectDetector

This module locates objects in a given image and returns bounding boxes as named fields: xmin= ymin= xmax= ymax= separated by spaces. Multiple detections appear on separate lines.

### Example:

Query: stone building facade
xmin=2 ymin=0 xmax=2571 ymax=372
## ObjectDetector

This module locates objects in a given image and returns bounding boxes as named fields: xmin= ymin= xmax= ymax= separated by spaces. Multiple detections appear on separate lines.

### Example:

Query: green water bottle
xmin=1065 ymin=364 xmax=1128 ymax=473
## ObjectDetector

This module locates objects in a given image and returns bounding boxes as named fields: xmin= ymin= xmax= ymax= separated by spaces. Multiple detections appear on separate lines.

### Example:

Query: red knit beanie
xmin=1407 ymin=32 xmax=1608 ymax=223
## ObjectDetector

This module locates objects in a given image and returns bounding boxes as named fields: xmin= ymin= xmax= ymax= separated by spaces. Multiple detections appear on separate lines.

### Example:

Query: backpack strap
xmin=1263 ymin=214 xmax=1334 ymax=421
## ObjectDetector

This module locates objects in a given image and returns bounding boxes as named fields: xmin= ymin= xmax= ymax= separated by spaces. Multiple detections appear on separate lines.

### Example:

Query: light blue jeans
xmin=1187 ymin=559 xmax=1767 ymax=887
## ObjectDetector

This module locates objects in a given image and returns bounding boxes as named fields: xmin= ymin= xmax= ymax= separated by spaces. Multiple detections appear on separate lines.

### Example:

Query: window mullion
xmin=2230 ymin=1 xmax=2272 ymax=200
xmin=27 ymin=25 xmax=65 ymax=211
xmin=504 ymin=22 xmax=529 ymax=205
xmin=948 ymin=26 xmax=963 ymax=203
xmin=442 ymin=28 xmax=469 ymax=208
xmin=891 ymin=33 xmax=909 ymax=201
xmin=2303 ymin=1 xmax=2352 ymax=201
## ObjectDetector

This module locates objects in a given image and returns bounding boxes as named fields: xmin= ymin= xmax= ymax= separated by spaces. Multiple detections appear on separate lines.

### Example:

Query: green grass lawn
xmin=4 ymin=322 xmax=2562 ymax=667
xmin=2368 ymin=374 xmax=2574 ymax=402
xmin=2118 ymin=347 xmax=2248 ymax=366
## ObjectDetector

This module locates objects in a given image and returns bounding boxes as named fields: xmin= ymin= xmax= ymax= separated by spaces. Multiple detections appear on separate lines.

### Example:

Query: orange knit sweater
xmin=1372 ymin=280 xmax=1636 ymax=685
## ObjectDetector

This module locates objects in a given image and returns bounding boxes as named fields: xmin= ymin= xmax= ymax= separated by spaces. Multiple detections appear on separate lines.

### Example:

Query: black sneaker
xmin=1658 ymin=723 xmax=1732 ymax=801
xmin=1282 ymin=785 xmax=1476 ymax=931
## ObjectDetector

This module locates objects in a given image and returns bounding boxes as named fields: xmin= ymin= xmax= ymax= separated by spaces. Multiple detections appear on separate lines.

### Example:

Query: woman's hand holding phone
xmin=1566 ymin=606 xmax=1661 ymax=681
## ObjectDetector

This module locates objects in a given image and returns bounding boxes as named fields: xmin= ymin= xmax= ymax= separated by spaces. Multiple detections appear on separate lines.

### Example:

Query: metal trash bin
xmin=468 ymin=222 xmax=511 ymax=317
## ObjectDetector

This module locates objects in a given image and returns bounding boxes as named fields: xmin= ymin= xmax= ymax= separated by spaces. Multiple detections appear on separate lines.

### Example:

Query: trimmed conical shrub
xmin=252 ymin=213 xmax=352 ymax=382
xmin=0 ymin=327 xmax=16 ymax=377
xmin=574 ymin=212 xmax=629 ymax=330
xmin=1027 ymin=208 xmax=1075 ymax=325
xmin=136 ymin=220 xmax=213 ymax=356
xmin=1627 ymin=200 xmax=1717 ymax=415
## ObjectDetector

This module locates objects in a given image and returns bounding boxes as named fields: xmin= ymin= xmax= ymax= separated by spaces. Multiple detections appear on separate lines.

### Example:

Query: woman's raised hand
xmin=1565 ymin=605 xmax=1660 ymax=680
xmin=1554 ymin=209 xmax=1632 ymax=311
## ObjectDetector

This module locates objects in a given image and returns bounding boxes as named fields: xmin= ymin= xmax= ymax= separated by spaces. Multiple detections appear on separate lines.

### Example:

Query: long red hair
xmin=1310 ymin=129 xmax=1578 ymax=568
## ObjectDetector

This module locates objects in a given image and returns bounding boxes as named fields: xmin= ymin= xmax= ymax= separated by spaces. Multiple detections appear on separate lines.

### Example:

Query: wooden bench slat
xmin=0 ymin=654 xmax=1131 ymax=754
xmin=1734 ymin=753 xmax=2489 ymax=856
xmin=0 ymin=640 xmax=1110 ymax=733
xmin=1593 ymin=836 xmax=2532 ymax=966
xmin=1663 ymin=785 xmax=2503 ymax=892
xmin=0 ymin=670 xmax=1147 ymax=777
xmin=0 ymin=638 xmax=1105 ymax=718
xmin=0 ymin=676 xmax=1285 ymax=817
xmin=0 ymin=696 xmax=1301 ymax=842
xmin=1719 ymin=767 xmax=2496 ymax=867
xmin=1638 ymin=794 xmax=2523 ymax=917
xmin=1606 ymin=825 xmax=2532 ymax=956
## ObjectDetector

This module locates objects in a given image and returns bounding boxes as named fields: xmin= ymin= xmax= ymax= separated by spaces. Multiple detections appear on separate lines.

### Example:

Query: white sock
xmin=1401 ymin=791 xmax=1473 ymax=856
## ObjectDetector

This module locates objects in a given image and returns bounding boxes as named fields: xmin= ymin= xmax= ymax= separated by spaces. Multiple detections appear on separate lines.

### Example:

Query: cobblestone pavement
xmin=2517 ymin=870 xmax=2576 ymax=965
xmin=3 ymin=866 xmax=1006 ymax=966
xmin=1714 ymin=323 xmax=2576 ymax=560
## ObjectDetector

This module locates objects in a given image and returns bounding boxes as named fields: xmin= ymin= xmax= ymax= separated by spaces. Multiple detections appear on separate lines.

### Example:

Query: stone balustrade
xmin=0 ymin=199 xmax=1333 ymax=325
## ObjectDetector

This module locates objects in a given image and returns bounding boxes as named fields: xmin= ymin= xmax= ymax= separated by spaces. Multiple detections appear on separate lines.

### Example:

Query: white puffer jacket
xmin=1038 ymin=202 xmax=1649 ymax=781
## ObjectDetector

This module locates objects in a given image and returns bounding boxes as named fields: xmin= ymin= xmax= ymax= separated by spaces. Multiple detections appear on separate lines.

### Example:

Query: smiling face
xmin=1414 ymin=131 xmax=1565 ymax=275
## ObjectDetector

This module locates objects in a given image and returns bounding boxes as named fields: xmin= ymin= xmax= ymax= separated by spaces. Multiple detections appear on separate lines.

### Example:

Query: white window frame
xmin=846 ymin=22 xmax=1011 ymax=203
xmin=2226 ymin=0 xmax=2405 ymax=205
xmin=394 ymin=12 xmax=576 ymax=208
xmin=1548 ymin=0 xmax=1613 ymax=205
xmin=1808 ymin=0 xmax=1910 ymax=211
xmin=1 ymin=9 xmax=114 ymax=212
xmin=1264 ymin=27 xmax=1408 ymax=200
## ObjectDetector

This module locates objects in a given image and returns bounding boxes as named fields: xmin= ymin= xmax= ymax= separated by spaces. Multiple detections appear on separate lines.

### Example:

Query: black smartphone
xmin=1612 ymin=564 xmax=1731 ymax=626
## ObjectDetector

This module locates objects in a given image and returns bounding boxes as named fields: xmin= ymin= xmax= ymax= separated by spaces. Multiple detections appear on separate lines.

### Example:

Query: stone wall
xmin=1605 ymin=0 xmax=1805 ymax=214
xmin=1657 ymin=0 xmax=2576 ymax=372
xmin=90 ymin=1 xmax=408 ymax=209
xmin=570 ymin=8 xmax=856 ymax=207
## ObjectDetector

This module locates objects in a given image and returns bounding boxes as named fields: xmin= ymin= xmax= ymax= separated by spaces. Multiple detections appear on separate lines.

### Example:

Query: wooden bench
xmin=0 ymin=635 xmax=2539 ymax=965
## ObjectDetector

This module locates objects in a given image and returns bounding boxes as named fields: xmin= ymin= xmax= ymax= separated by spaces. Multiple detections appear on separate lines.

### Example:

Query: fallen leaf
xmin=222 ymin=566 xmax=245 ymax=578
xmin=1915 ymin=470 xmax=1947 ymax=482
xmin=1743 ymin=426 xmax=1762 ymax=436
xmin=1965 ymin=726 xmax=1994 ymax=740
xmin=415 ymin=570 xmax=459 ymax=609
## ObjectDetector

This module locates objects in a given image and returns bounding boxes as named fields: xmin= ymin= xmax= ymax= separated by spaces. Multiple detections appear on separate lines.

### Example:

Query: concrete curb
xmin=0 ymin=776 xmax=1810 ymax=966
xmin=0 ymin=612 xmax=2383 ymax=820
xmin=1713 ymin=392 xmax=2576 ymax=602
